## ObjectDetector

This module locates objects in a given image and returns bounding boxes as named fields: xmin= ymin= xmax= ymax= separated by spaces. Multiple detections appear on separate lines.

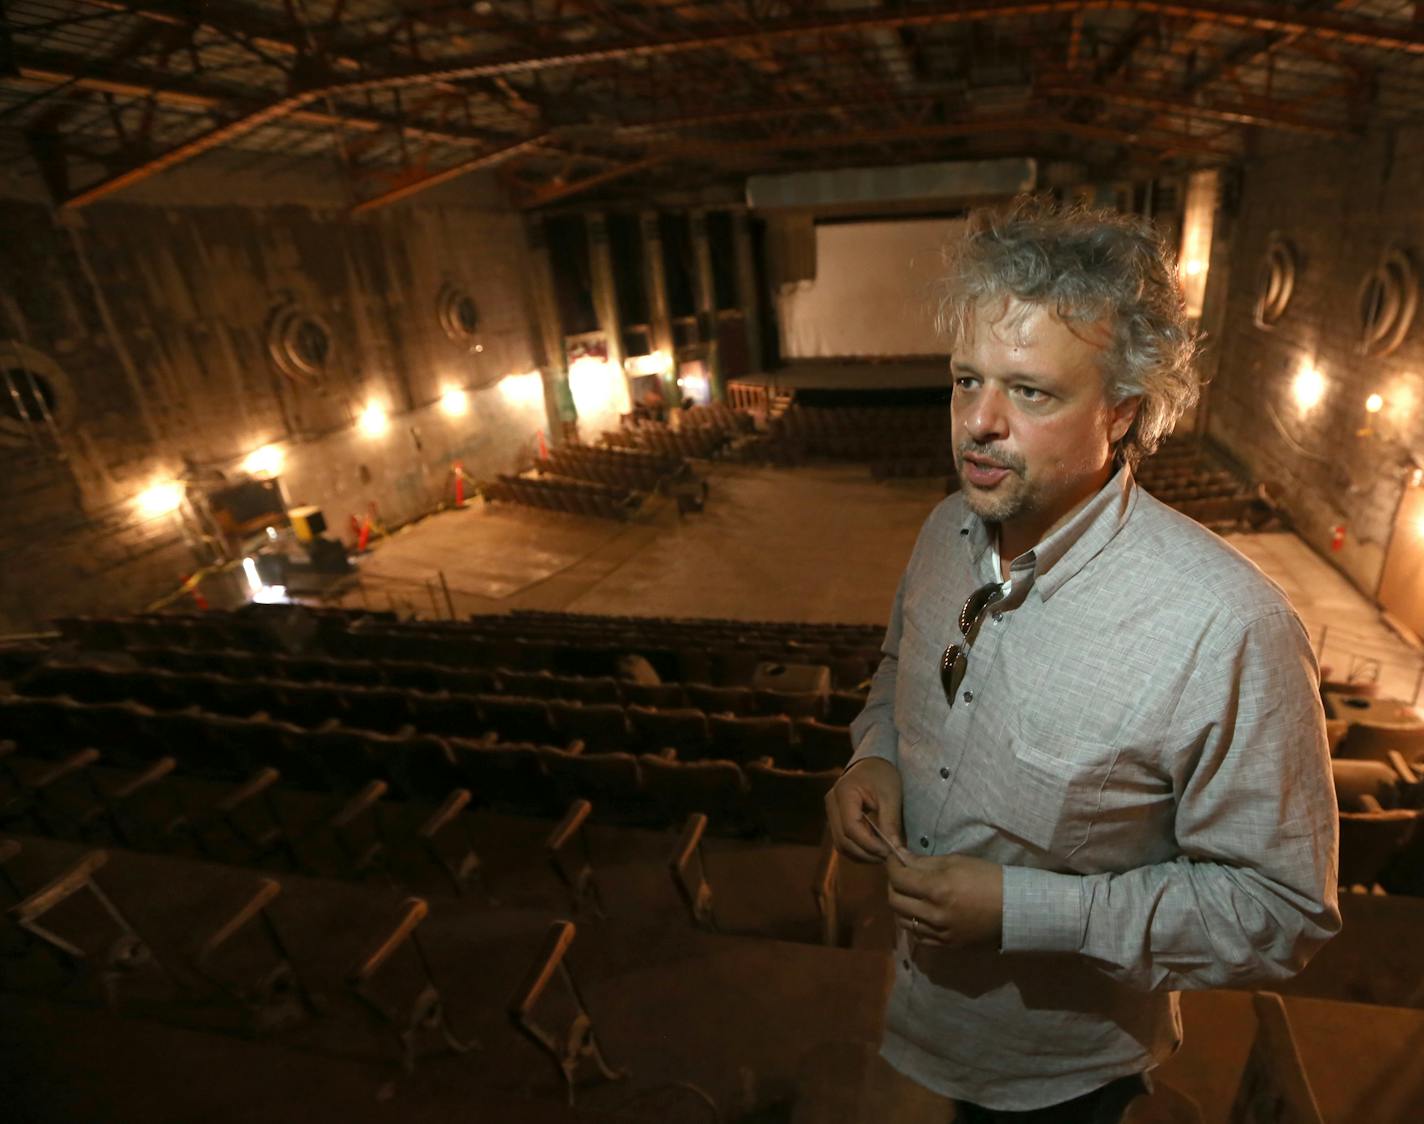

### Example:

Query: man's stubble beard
xmin=955 ymin=443 xmax=1035 ymax=526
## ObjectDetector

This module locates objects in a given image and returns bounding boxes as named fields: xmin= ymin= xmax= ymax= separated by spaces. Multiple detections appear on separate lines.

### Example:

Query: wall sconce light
xmin=498 ymin=371 xmax=545 ymax=408
xmin=242 ymin=443 xmax=284 ymax=477
xmin=134 ymin=480 xmax=185 ymax=519
xmin=625 ymin=350 xmax=674 ymax=378
xmin=440 ymin=388 xmax=470 ymax=417
xmin=1365 ymin=393 xmax=1384 ymax=414
xmin=358 ymin=402 xmax=390 ymax=436
xmin=1291 ymin=365 xmax=1326 ymax=411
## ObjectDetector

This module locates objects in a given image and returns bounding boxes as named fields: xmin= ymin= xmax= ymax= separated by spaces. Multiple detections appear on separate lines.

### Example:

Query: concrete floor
xmin=338 ymin=461 xmax=1424 ymax=704
xmin=1224 ymin=531 xmax=1424 ymax=703
xmin=343 ymin=462 xmax=945 ymax=627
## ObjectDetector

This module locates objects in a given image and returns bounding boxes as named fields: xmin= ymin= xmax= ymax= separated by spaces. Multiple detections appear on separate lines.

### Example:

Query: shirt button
xmin=919 ymin=835 xmax=929 ymax=848
xmin=992 ymin=612 xmax=1003 ymax=623
xmin=962 ymin=690 xmax=974 ymax=703
xmin=939 ymin=767 xmax=949 ymax=780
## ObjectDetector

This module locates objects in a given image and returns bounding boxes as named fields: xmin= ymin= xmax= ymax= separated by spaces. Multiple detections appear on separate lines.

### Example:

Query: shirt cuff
xmin=1001 ymin=866 xmax=1085 ymax=954
xmin=847 ymin=724 xmax=898 ymax=773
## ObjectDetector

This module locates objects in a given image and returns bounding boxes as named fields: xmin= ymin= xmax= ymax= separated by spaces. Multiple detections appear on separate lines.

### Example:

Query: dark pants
xmin=955 ymin=1072 xmax=1150 ymax=1124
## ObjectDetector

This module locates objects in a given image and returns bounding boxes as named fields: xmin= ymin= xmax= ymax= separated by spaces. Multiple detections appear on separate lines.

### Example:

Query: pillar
xmin=731 ymin=210 xmax=765 ymax=375
xmin=639 ymin=210 xmax=677 ymax=402
xmin=524 ymin=216 xmax=574 ymax=441
xmin=585 ymin=212 xmax=630 ymax=409
xmin=690 ymin=209 xmax=725 ymax=402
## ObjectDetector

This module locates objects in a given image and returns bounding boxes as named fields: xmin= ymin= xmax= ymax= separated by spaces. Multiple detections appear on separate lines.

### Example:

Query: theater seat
xmin=538 ymin=743 xmax=651 ymax=824
xmin=709 ymin=713 xmax=794 ymax=766
xmin=446 ymin=737 xmax=557 ymax=816
xmin=345 ymin=896 xmax=477 ymax=1076
xmin=508 ymin=919 xmax=624 ymax=1105
xmin=1336 ymin=721 xmax=1424 ymax=766
xmin=190 ymin=877 xmax=319 ymax=1036
xmin=1338 ymin=803 xmax=1422 ymax=890
xmin=1332 ymin=759 xmax=1406 ymax=811
xmin=745 ymin=759 xmax=838 ymax=844
xmin=9 ymin=848 xmax=173 ymax=1009
xmin=796 ymin=718 xmax=854 ymax=772
xmin=639 ymin=751 xmax=749 ymax=831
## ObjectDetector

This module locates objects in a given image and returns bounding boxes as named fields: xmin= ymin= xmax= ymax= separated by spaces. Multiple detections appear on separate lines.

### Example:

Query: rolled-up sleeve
xmin=1001 ymin=606 xmax=1341 ymax=991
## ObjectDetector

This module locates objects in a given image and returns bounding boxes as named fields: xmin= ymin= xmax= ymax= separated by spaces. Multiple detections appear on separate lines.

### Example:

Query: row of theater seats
xmin=0 ymin=693 xmax=841 ymax=838
xmin=0 ymin=832 xmax=629 ymax=1100
xmin=485 ymin=606 xmax=884 ymax=646
xmin=14 ymin=662 xmax=857 ymax=768
xmin=1328 ymin=716 xmax=1424 ymax=768
xmin=482 ymin=473 xmax=639 ymax=520
xmin=539 ymin=443 xmax=685 ymax=492
xmin=605 ymin=420 xmax=730 ymax=459
xmin=52 ymin=610 xmax=883 ymax=690
xmin=54 ymin=606 xmax=393 ymax=655
xmin=1331 ymin=755 xmax=1424 ymax=895
xmin=122 ymin=645 xmax=869 ymax=721
xmin=767 ymin=405 xmax=951 ymax=464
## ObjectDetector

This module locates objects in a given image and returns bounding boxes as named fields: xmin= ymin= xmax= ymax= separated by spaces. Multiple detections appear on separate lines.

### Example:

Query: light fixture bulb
xmin=1365 ymin=393 xmax=1384 ymax=414
xmin=242 ymin=443 xmax=284 ymax=477
xmin=135 ymin=480 xmax=184 ymax=518
xmin=440 ymin=388 xmax=469 ymax=417
xmin=1291 ymin=366 xmax=1326 ymax=410
xmin=358 ymin=402 xmax=390 ymax=436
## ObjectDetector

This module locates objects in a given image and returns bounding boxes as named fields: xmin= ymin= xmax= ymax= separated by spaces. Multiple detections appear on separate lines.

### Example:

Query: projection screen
xmin=777 ymin=217 xmax=966 ymax=359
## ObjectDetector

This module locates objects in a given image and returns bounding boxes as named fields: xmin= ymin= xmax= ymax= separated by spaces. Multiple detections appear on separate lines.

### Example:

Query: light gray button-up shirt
xmin=850 ymin=465 xmax=1340 ymax=1111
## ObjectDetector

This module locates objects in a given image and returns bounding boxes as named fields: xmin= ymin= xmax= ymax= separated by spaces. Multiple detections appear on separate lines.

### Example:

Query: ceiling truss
xmin=2 ymin=0 xmax=1421 ymax=212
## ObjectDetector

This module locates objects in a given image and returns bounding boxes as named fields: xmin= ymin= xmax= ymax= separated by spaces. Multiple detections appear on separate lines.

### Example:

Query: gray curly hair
xmin=937 ymin=195 xmax=1200 ymax=468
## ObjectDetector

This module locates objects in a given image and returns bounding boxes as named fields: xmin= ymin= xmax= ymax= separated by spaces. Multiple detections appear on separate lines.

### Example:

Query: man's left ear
xmin=1108 ymin=396 xmax=1140 ymax=444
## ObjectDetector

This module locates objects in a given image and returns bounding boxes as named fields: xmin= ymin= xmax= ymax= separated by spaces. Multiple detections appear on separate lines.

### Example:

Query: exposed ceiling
xmin=2 ymin=0 xmax=1422 ymax=213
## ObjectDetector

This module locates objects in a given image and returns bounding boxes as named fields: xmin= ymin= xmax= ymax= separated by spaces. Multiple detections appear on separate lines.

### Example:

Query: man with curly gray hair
xmin=827 ymin=197 xmax=1338 ymax=1121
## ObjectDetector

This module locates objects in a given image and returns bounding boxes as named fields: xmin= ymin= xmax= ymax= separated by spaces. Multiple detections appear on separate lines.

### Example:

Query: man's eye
xmin=1016 ymin=386 xmax=1048 ymax=401
xmin=953 ymin=376 xmax=978 ymax=390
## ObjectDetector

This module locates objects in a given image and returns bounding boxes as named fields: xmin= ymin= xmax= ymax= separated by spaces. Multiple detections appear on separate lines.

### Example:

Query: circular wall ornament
xmin=267 ymin=303 xmax=333 ymax=383
xmin=0 ymin=341 xmax=73 ymax=446
xmin=1356 ymin=244 xmax=1419 ymax=358
xmin=437 ymin=284 xmax=480 ymax=342
xmin=1253 ymin=233 xmax=1296 ymax=329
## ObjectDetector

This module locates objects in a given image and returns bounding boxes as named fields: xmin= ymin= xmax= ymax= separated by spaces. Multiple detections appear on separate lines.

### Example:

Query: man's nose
xmin=961 ymin=385 xmax=1009 ymax=442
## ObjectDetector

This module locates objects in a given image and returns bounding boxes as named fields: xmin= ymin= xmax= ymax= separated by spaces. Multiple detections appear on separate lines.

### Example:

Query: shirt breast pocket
xmin=996 ymin=716 xmax=1120 ymax=860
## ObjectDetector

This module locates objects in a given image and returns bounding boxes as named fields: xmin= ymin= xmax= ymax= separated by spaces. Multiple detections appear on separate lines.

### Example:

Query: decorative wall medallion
xmin=437 ymin=284 xmax=480 ymax=343
xmin=1253 ymin=233 xmax=1296 ymax=329
xmin=267 ymin=303 xmax=333 ymax=383
xmin=0 ymin=341 xmax=72 ymax=446
xmin=1356 ymin=244 xmax=1419 ymax=358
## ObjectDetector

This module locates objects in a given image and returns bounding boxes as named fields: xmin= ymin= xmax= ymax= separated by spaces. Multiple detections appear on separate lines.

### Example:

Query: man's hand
xmin=886 ymin=854 xmax=1004 ymax=949
xmin=825 ymin=758 xmax=903 ymax=863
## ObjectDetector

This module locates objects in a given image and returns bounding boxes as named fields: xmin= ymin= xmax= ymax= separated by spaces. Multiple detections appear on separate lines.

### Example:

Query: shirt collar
xmin=959 ymin=462 xmax=1138 ymax=602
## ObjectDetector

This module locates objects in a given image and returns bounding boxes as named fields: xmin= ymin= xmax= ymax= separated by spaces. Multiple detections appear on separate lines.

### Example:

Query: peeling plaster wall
xmin=0 ymin=156 xmax=545 ymax=632
xmin=1206 ymin=124 xmax=1424 ymax=600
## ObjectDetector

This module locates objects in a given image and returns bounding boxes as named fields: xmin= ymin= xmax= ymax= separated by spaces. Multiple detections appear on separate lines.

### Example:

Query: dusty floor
xmin=339 ymin=460 xmax=1424 ymax=704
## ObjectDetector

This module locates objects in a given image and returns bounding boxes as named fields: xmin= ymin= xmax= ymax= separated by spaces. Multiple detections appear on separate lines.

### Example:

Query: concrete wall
xmin=0 ymin=154 xmax=546 ymax=633
xmin=1205 ymin=124 xmax=1424 ymax=599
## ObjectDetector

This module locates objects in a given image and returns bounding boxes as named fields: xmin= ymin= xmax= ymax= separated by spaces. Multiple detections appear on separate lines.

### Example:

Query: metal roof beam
xmin=350 ymin=132 xmax=548 ymax=213
xmin=8 ymin=53 xmax=504 ymax=147
xmin=659 ymin=113 xmax=1238 ymax=160
xmin=58 ymin=1 xmax=1424 ymax=208
xmin=520 ymin=154 xmax=665 ymax=207
xmin=1041 ymin=80 xmax=1356 ymax=136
